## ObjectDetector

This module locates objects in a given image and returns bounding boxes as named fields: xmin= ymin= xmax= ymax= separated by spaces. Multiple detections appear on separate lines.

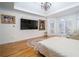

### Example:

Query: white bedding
xmin=37 ymin=37 xmax=79 ymax=57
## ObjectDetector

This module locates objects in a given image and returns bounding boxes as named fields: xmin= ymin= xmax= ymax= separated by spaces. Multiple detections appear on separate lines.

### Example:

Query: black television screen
xmin=20 ymin=19 xmax=38 ymax=30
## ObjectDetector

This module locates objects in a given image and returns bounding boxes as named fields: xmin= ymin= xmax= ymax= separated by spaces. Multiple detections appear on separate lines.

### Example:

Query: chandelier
xmin=41 ymin=2 xmax=52 ymax=11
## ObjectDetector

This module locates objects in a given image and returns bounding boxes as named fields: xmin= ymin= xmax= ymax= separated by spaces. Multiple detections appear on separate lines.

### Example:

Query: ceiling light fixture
xmin=41 ymin=2 xmax=52 ymax=11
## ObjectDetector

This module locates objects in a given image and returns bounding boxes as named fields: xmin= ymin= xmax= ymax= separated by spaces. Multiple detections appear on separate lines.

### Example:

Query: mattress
xmin=36 ymin=37 xmax=79 ymax=57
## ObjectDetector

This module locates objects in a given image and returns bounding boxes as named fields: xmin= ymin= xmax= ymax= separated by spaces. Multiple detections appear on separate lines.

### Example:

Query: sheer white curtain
xmin=58 ymin=19 xmax=66 ymax=36
xmin=49 ymin=14 xmax=78 ymax=36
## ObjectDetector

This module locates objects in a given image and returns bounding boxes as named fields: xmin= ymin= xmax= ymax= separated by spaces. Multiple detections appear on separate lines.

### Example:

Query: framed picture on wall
xmin=1 ymin=14 xmax=15 ymax=24
xmin=39 ymin=19 xmax=45 ymax=30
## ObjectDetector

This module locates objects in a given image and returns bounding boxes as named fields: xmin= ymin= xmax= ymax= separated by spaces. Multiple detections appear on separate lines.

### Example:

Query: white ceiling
xmin=46 ymin=2 xmax=79 ymax=16
xmin=46 ymin=2 xmax=79 ymax=13
xmin=14 ymin=2 xmax=79 ymax=17
xmin=14 ymin=2 xmax=46 ymax=16
xmin=0 ymin=2 xmax=79 ymax=17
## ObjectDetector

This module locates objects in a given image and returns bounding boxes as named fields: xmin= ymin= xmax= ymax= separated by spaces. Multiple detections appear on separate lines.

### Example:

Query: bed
xmin=36 ymin=37 xmax=79 ymax=57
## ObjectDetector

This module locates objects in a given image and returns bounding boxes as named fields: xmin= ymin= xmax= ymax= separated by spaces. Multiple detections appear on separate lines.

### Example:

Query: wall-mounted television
xmin=20 ymin=18 xmax=38 ymax=30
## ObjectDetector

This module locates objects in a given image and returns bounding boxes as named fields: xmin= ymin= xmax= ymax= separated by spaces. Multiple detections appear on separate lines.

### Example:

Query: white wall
xmin=47 ymin=12 xmax=79 ymax=37
xmin=0 ymin=8 xmax=46 ymax=44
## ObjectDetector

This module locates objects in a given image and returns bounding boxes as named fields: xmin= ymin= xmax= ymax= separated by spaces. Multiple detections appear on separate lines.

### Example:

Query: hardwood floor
xmin=0 ymin=36 xmax=49 ymax=57
xmin=10 ymin=48 xmax=43 ymax=57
